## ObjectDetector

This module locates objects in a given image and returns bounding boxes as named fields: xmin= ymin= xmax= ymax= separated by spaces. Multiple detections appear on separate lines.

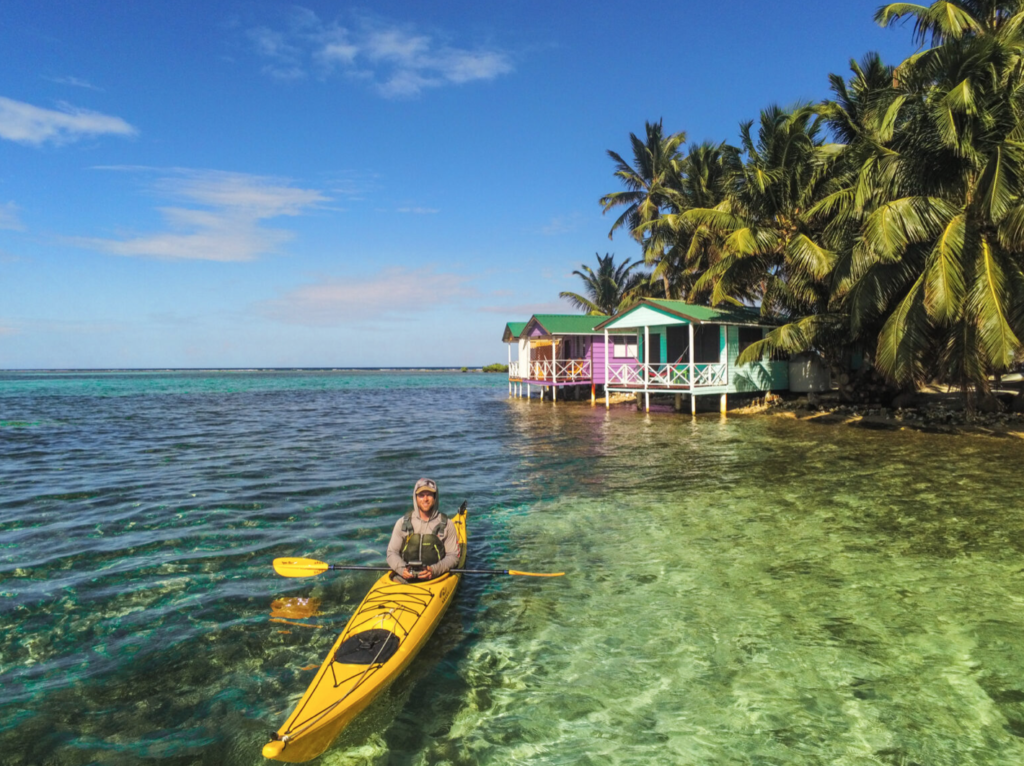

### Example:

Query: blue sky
xmin=0 ymin=1 xmax=918 ymax=368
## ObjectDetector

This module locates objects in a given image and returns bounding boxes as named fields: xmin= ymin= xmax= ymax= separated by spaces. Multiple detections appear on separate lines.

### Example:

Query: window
xmin=565 ymin=337 xmax=587 ymax=359
xmin=737 ymin=327 xmax=763 ymax=354
xmin=694 ymin=325 xmax=721 ymax=363
xmin=612 ymin=335 xmax=637 ymax=358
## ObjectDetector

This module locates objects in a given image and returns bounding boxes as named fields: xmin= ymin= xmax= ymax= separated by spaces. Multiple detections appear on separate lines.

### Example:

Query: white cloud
xmin=44 ymin=76 xmax=102 ymax=91
xmin=396 ymin=206 xmax=439 ymax=214
xmin=77 ymin=169 xmax=327 ymax=261
xmin=478 ymin=301 xmax=571 ymax=316
xmin=247 ymin=10 xmax=513 ymax=97
xmin=0 ymin=202 xmax=24 ymax=231
xmin=541 ymin=213 xmax=586 ymax=236
xmin=260 ymin=267 xmax=477 ymax=326
xmin=0 ymin=96 xmax=136 ymax=146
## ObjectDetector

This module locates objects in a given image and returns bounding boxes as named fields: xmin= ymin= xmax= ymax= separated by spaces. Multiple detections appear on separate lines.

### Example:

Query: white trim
xmin=604 ymin=329 xmax=610 ymax=409
xmin=643 ymin=326 xmax=650 ymax=391
xmin=688 ymin=322 xmax=695 ymax=394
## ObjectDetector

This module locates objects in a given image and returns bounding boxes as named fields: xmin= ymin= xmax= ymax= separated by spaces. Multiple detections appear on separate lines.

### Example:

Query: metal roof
xmin=502 ymin=322 xmax=528 ymax=342
xmin=524 ymin=314 xmax=611 ymax=336
xmin=595 ymin=299 xmax=770 ymax=329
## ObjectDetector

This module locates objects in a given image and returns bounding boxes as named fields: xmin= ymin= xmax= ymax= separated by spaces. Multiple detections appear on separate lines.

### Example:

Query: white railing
xmin=523 ymin=359 xmax=592 ymax=382
xmin=607 ymin=362 xmax=727 ymax=389
xmin=691 ymin=363 xmax=728 ymax=387
xmin=508 ymin=361 xmax=521 ymax=379
xmin=607 ymin=364 xmax=645 ymax=386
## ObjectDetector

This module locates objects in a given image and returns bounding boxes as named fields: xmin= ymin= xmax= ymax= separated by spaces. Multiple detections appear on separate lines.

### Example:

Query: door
xmin=648 ymin=334 xmax=661 ymax=364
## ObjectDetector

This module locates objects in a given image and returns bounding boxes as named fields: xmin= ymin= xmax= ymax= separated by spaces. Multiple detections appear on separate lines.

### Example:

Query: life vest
xmin=399 ymin=511 xmax=449 ymax=567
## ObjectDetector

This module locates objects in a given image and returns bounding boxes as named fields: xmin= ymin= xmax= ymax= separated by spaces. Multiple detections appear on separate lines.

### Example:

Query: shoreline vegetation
xmin=564 ymin=1 xmax=1024 ymax=413
xmin=532 ymin=384 xmax=1024 ymax=440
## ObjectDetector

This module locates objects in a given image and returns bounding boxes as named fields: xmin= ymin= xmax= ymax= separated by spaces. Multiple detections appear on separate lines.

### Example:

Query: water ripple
xmin=2 ymin=372 xmax=1024 ymax=765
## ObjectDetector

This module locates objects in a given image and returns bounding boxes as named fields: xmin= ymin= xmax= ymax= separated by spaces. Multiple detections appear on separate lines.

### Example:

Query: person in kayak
xmin=386 ymin=477 xmax=460 ymax=583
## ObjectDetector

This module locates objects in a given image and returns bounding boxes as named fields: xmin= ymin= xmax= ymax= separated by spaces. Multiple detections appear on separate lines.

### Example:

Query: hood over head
xmin=412 ymin=477 xmax=438 ymax=515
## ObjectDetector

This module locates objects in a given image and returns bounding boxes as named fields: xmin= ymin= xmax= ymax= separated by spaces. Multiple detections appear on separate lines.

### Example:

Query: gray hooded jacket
xmin=386 ymin=489 xmax=460 ymax=577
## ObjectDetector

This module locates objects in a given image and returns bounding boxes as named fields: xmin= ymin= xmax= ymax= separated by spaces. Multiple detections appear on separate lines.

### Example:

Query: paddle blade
xmin=508 ymin=570 xmax=565 ymax=577
xmin=273 ymin=557 xmax=330 ymax=578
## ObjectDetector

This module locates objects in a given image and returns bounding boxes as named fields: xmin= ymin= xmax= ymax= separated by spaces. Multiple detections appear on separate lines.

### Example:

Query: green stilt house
xmin=594 ymin=299 xmax=789 ymax=413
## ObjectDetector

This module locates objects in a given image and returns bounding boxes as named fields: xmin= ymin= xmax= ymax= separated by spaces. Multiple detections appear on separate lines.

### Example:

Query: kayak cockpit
xmin=333 ymin=629 xmax=400 ymax=664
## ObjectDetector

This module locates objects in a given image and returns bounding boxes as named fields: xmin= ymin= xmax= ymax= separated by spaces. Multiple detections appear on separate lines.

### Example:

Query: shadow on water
xmin=4 ymin=372 xmax=1024 ymax=764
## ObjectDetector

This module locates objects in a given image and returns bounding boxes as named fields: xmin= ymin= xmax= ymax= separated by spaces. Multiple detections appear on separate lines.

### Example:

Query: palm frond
xmin=923 ymin=213 xmax=966 ymax=323
xmin=559 ymin=291 xmax=602 ymax=314
xmin=875 ymin=273 xmax=930 ymax=385
xmin=785 ymin=234 xmax=837 ymax=280
xmin=968 ymin=236 xmax=1020 ymax=368
xmin=861 ymin=197 xmax=956 ymax=261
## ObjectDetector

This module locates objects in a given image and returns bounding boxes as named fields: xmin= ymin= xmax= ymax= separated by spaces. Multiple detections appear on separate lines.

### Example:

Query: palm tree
xmin=875 ymin=1 xmax=1022 ymax=45
xmin=559 ymin=253 xmax=647 ymax=315
xmin=737 ymin=54 xmax=909 ymax=369
xmin=639 ymin=141 xmax=737 ymax=302
xmin=600 ymin=120 xmax=687 ymax=297
xmin=577 ymin=2 xmax=1024 ymax=401
xmin=682 ymin=105 xmax=844 ymax=321
xmin=848 ymin=0 xmax=1024 ymax=397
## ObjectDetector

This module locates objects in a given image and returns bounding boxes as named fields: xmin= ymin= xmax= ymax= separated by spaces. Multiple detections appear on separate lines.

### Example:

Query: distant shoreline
xmin=0 ymin=367 xmax=501 ymax=374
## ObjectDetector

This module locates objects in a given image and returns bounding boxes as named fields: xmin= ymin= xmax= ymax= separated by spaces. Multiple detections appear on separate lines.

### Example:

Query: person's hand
xmin=417 ymin=566 xmax=434 ymax=580
xmin=402 ymin=568 xmax=416 ymax=580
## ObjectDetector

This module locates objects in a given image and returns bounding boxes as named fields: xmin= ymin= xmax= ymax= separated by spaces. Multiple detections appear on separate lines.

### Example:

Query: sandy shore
xmin=547 ymin=388 xmax=1024 ymax=440
xmin=740 ymin=389 xmax=1024 ymax=440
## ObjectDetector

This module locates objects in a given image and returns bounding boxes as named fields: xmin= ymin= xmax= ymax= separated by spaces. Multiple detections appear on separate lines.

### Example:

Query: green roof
xmin=596 ymin=299 xmax=769 ymax=329
xmin=502 ymin=321 xmax=528 ymax=342
xmin=647 ymin=299 xmax=766 ymax=324
xmin=526 ymin=314 xmax=610 ymax=335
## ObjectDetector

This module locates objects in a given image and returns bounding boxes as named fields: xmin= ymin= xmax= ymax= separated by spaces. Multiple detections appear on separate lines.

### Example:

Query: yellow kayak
xmin=263 ymin=506 xmax=468 ymax=762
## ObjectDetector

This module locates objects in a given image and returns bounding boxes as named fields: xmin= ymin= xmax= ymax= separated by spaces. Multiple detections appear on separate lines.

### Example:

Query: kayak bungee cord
xmin=267 ymin=574 xmax=453 ymax=752
xmin=270 ymin=603 xmax=411 ymax=748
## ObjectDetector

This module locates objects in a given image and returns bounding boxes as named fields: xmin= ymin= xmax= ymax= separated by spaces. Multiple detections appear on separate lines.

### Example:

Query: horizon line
xmin=0 ymin=366 xmax=506 ymax=373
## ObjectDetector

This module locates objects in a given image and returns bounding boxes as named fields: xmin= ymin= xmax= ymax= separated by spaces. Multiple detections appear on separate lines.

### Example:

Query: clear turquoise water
xmin=2 ymin=371 xmax=1024 ymax=765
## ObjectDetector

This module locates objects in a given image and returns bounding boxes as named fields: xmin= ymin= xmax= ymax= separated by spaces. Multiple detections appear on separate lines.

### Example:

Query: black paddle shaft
xmin=326 ymin=565 xmax=512 ymax=575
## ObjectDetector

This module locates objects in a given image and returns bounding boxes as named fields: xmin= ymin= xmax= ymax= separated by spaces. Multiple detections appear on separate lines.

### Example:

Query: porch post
xmin=720 ymin=393 xmax=727 ymax=414
xmin=604 ymin=329 xmax=610 ymax=409
xmin=552 ymin=338 xmax=558 ymax=389
xmin=590 ymin=337 xmax=596 ymax=405
xmin=688 ymin=322 xmax=695 ymax=393
xmin=527 ymin=383 xmax=531 ymax=400
xmin=722 ymin=325 xmax=729 ymax=386
xmin=645 ymin=325 xmax=651 ymax=412
xmin=691 ymin=394 xmax=697 ymax=416
xmin=643 ymin=325 xmax=650 ymax=389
